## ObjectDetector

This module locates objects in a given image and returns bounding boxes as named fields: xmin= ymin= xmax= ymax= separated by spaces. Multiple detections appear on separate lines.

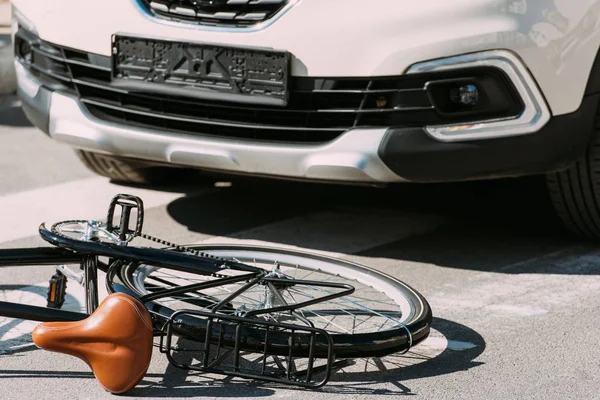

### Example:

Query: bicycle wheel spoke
xmin=125 ymin=247 xmax=417 ymax=345
xmin=285 ymin=288 xmax=377 ymax=331
xmin=301 ymin=308 xmax=352 ymax=334
xmin=285 ymin=286 xmax=401 ymax=332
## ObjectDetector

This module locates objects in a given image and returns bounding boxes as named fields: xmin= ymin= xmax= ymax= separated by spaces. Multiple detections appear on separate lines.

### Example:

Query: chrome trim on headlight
xmin=407 ymin=50 xmax=551 ymax=142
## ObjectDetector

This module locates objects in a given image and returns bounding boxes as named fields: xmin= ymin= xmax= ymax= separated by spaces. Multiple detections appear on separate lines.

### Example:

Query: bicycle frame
xmin=0 ymin=228 xmax=348 ymax=388
xmin=0 ymin=219 xmax=265 ymax=322
xmin=0 ymin=247 xmax=87 ymax=321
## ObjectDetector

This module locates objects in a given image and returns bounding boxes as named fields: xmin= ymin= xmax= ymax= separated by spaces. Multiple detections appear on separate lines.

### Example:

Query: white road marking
xmin=421 ymin=337 xmax=477 ymax=351
xmin=340 ymin=329 xmax=477 ymax=373
xmin=0 ymin=177 xmax=197 ymax=243
xmin=0 ymin=285 xmax=53 ymax=343
xmin=0 ymin=272 xmax=109 ymax=350
xmin=428 ymin=250 xmax=600 ymax=319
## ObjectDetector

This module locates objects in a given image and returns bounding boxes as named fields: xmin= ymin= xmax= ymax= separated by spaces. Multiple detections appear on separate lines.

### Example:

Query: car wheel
xmin=76 ymin=150 xmax=174 ymax=185
xmin=546 ymin=130 xmax=600 ymax=240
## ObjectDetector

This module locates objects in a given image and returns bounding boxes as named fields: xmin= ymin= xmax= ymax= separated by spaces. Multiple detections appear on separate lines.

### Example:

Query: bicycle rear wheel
xmin=112 ymin=245 xmax=432 ymax=358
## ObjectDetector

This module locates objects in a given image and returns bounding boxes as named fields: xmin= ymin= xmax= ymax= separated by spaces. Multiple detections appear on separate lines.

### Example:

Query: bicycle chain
xmin=137 ymin=233 xmax=233 ymax=278
xmin=137 ymin=232 xmax=226 ymax=261
xmin=50 ymin=220 xmax=230 ymax=263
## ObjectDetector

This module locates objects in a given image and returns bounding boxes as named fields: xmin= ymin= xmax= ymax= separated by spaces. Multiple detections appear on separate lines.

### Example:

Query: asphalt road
xmin=0 ymin=95 xmax=599 ymax=400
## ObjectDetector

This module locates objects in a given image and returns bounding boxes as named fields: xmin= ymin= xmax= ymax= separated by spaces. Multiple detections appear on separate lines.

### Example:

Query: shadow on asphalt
xmin=133 ymin=317 xmax=484 ymax=397
xmin=329 ymin=317 xmax=485 ymax=381
xmin=0 ymin=317 xmax=481 ymax=397
xmin=163 ymin=175 xmax=598 ymax=275
xmin=0 ymin=370 xmax=278 ymax=397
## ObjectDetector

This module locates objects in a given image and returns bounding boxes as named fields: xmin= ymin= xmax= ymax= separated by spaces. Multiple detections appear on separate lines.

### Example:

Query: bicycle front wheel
xmin=113 ymin=245 xmax=432 ymax=358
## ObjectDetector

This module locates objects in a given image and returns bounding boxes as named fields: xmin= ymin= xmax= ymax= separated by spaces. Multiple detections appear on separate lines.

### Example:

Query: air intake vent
xmin=138 ymin=0 xmax=291 ymax=27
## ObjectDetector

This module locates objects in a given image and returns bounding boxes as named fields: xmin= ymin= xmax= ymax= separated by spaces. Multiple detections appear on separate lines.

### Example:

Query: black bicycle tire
xmin=112 ymin=245 xmax=432 ymax=358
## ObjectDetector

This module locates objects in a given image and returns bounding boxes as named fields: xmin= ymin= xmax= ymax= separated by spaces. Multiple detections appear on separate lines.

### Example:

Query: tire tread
xmin=76 ymin=150 xmax=167 ymax=185
xmin=547 ymin=105 xmax=600 ymax=240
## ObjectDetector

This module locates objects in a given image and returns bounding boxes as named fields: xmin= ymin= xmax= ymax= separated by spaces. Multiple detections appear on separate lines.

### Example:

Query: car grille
xmin=19 ymin=36 xmax=517 ymax=144
xmin=137 ymin=0 xmax=292 ymax=27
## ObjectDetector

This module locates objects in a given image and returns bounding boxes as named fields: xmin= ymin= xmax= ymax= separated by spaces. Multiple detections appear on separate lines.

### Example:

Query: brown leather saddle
xmin=32 ymin=293 xmax=153 ymax=394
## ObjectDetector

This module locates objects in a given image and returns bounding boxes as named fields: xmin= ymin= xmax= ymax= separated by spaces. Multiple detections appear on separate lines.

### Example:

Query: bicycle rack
xmin=158 ymin=309 xmax=341 ymax=388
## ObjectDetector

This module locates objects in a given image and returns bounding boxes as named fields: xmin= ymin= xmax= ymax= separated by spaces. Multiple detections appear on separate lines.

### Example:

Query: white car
xmin=9 ymin=0 xmax=600 ymax=240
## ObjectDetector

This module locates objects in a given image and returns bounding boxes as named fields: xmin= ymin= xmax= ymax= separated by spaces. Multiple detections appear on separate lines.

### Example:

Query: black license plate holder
xmin=111 ymin=34 xmax=290 ymax=106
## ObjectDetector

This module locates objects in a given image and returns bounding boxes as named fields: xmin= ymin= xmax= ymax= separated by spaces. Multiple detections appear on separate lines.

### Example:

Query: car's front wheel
xmin=76 ymin=150 xmax=174 ymax=185
xmin=546 ymin=126 xmax=600 ymax=241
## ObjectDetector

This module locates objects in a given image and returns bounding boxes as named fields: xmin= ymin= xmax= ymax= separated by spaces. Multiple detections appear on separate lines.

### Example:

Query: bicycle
xmin=0 ymin=194 xmax=432 ymax=394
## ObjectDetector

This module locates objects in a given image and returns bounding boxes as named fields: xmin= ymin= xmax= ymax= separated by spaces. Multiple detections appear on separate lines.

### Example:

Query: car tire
xmin=76 ymin=150 xmax=173 ymax=185
xmin=546 ymin=128 xmax=600 ymax=240
xmin=0 ymin=37 xmax=17 ymax=96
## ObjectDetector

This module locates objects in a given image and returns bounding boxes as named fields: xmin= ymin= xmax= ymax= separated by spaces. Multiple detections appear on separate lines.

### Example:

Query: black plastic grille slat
xmin=140 ymin=0 xmax=289 ymax=27
xmin=85 ymin=105 xmax=341 ymax=143
xmin=62 ymin=48 xmax=91 ymax=64
xmin=81 ymin=97 xmax=345 ymax=132
xmin=24 ymin=39 xmax=447 ymax=144
xmin=31 ymin=52 xmax=71 ymax=79
xmin=32 ymin=46 xmax=110 ymax=72
xmin=76 ymin=84 xmax=358 ymax=131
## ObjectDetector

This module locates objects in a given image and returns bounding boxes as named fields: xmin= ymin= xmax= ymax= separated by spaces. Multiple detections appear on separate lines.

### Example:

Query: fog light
xmin=18 ymin=40 xmax=32 ymax=63
xmin=450 ymin=84 xmax=479 ymax=106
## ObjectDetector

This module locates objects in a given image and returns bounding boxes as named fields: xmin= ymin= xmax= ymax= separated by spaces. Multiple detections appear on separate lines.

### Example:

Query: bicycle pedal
xmin=106 ymin=194 xmax=144 ymax=242
xmin=47 ymin=272 xmax=68 ymax=309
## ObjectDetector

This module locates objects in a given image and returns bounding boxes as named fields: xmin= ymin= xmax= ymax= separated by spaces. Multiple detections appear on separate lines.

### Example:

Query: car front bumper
xmin=16 ymin=63 xmax=402 ymax=183
xmin=17 ymin=59 xmax=600 ymax=183
xmin=12 ymin=0 xmax=600 ymax=183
